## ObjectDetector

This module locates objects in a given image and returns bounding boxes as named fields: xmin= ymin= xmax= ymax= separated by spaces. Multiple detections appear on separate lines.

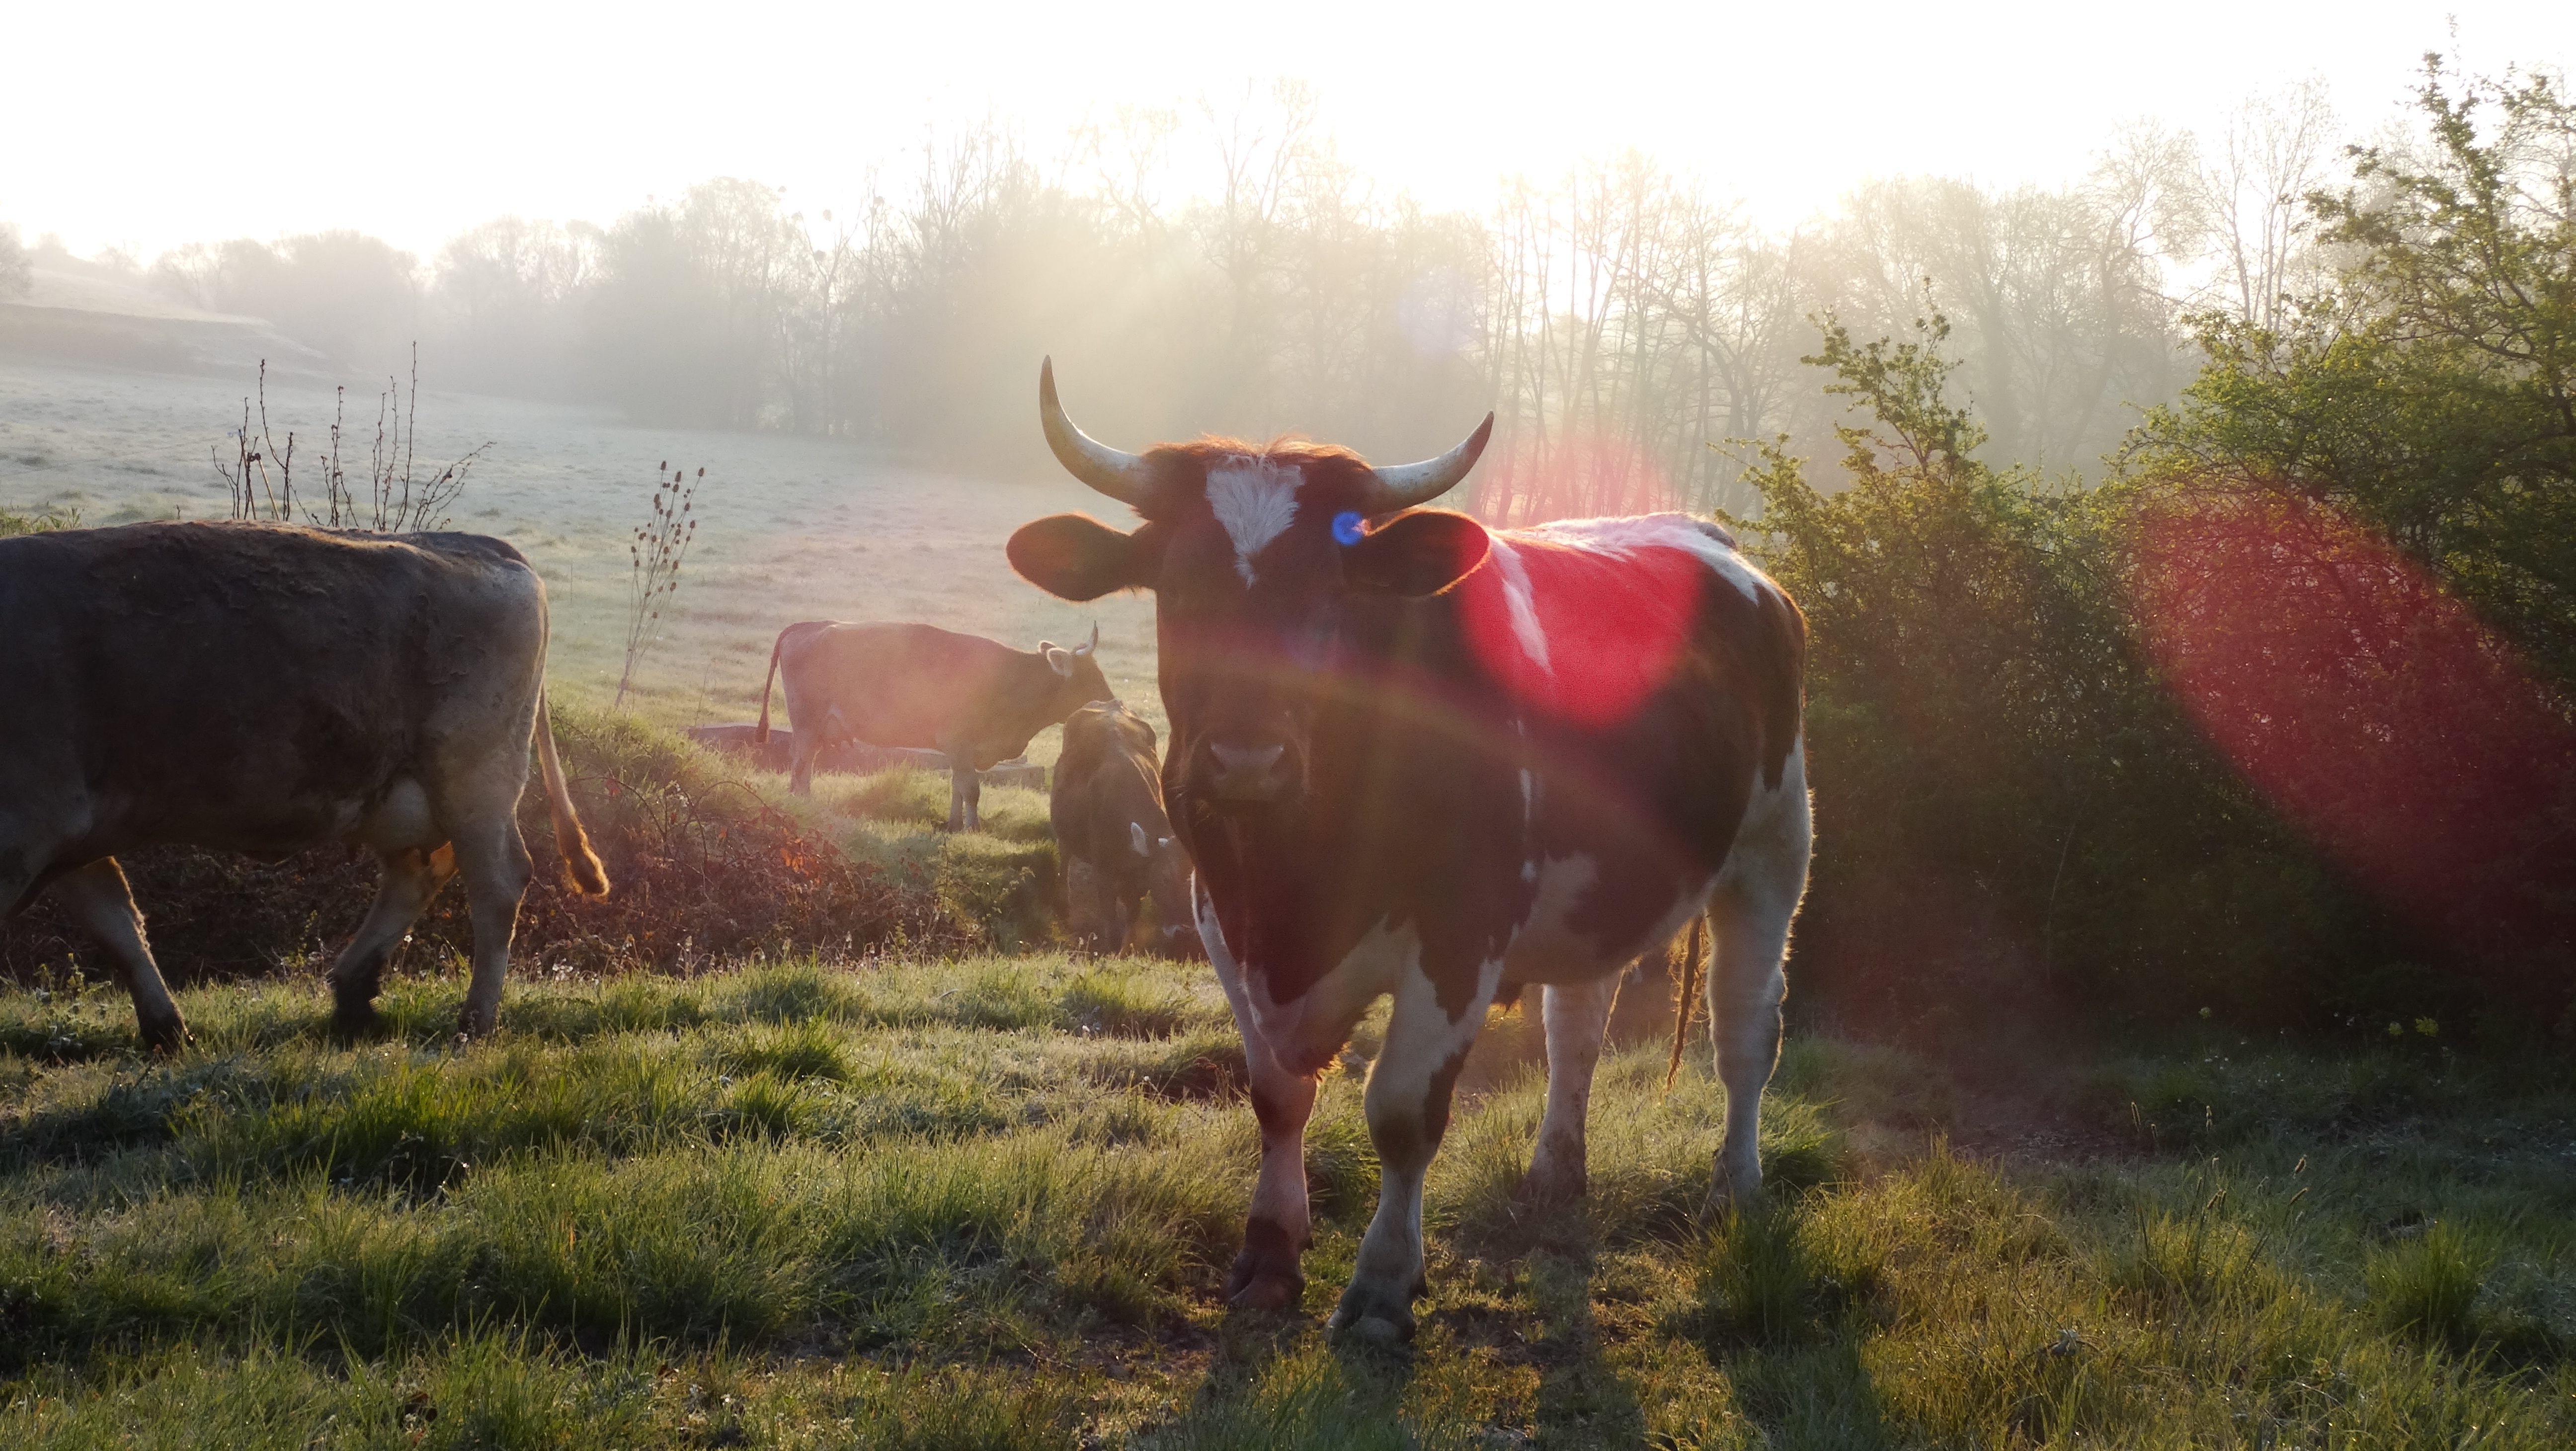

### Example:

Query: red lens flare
xmin=2130 ymin=493 xmax=2576 ymax=979
xmin=1456 ymin=534 xmax=1705 ymax=730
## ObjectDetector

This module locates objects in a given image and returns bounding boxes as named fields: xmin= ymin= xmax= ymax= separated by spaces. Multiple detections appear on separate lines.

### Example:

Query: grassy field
xmin=1 ymin=953 xmax=2569 ymax=1449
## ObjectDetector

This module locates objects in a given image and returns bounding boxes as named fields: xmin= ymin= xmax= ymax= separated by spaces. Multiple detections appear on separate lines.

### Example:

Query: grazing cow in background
xmin=1051 ymin=700 xmax=1201 ymax=958
xmin=757 ymin=620 xmax=1111 ymax=830
xmin=1009 ymin=361 xmax=1810 ymax=1344
xmin=0 ymin=521 xmax=609 ymax=1048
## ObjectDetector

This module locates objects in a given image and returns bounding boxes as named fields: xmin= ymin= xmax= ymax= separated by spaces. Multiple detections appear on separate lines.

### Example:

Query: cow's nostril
xmin=1209 ymin=742 xmax=1285 ymax=775
xmin=1202 ymin=740 xmax=1292 ymax=802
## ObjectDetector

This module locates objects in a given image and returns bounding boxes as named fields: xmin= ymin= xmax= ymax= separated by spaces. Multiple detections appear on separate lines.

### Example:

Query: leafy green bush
xmin=1743 ymin=66 xmax=2576 ymax=1041
xmin=1743 ymin=314 xmax=2387 ymax=1035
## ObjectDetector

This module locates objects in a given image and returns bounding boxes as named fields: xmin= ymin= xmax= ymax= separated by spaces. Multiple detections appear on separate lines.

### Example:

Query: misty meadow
xmin=2 ymin=44 xmax=2573 ymax=1451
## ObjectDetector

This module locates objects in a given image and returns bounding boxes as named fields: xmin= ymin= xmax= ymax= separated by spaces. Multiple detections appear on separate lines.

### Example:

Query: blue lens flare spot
xmin=1332 ymin=510 xmax=1366 ymax=545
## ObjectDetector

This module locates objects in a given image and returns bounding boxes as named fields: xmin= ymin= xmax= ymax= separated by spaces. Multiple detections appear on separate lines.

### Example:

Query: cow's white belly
xmin=1503 ymin=853 xmax=1714 ymax=986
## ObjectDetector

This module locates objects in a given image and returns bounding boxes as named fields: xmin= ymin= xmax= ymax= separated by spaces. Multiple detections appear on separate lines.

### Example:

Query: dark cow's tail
xmin=536 ymin=687 xmax=611 ymax=897
xmin=756 ymin=630 xmax=786 ymax=744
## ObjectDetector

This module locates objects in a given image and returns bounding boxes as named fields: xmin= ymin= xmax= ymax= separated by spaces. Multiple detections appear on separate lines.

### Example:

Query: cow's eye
xmin=1331 ymin=510 xmax=1365 ymax=546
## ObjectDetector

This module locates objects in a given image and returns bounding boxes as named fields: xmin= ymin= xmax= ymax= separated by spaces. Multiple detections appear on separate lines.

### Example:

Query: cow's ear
xmin=1345 ymin=509 xmax=1491 ymax=598
xmin=1009 ymin=514 xmax=1162 ymax=601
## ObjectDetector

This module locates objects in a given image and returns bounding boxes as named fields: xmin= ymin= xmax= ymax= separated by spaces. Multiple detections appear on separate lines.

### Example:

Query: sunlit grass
xmin=1 ymin=957 xmax=2569 ymax=1447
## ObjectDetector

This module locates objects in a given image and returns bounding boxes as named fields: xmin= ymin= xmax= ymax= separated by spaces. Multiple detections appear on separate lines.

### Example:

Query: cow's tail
xmin=536 ymin=687 xmax=610 ymax=897
xmin=756 ymin=631 xmax=785 ymax=744
xmin=1664 ymin=915 xmax=1706 ymax=1093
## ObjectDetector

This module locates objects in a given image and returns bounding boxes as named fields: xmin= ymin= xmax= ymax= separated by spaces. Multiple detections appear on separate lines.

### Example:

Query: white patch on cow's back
xmin=1484 ymin=539 xmax=1553 ymax=672
xmin=1514 ymin=512 xmax=1776 ymax=606
xmin=1207 ymin=458 xmax=1303 ymax=584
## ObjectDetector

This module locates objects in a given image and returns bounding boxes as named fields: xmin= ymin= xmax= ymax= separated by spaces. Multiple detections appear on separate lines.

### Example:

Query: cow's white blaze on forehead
xmin=1206 ymin=457 xmax=1303 ymax=584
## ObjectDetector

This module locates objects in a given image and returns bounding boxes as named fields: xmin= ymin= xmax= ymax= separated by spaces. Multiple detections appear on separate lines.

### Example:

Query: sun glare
xmin=11 ymin=1 xmax=2571 ymax=256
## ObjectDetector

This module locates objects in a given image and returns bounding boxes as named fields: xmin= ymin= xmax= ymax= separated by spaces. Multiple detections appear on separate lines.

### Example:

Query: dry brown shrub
xmin=1 ymin=709 xmax=968 ymax=986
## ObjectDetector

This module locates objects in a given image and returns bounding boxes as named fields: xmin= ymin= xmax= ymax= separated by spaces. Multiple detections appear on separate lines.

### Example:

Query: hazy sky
xmin=14 ymin=0 xmax=2575 ymax=260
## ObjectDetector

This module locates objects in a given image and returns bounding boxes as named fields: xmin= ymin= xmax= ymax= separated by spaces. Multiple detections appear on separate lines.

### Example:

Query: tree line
xmin=120 ymin=81 xmax=2344 ymax=511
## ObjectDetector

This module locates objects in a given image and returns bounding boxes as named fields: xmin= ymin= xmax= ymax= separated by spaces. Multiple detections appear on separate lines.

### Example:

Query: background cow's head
xmin=1034 ymin=622 xmax=1113 ymax=717
xmin=1009 ymin=359 xmax=1494 ymax=821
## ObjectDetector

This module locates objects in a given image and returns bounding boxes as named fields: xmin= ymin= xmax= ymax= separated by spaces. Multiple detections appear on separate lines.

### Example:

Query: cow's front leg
xmin=936 ymin=736 xmax=981 ymax=832
xmin=1518 ymin=972 xmax=1621 ymax=1203
xmin=48 ymin=857 xmax=187 ymax=1053
xmin=1205 ymin=895 xmax=1316 ymax=1309
xmin=1332 ymin=962 xmax=1500 ymax=1345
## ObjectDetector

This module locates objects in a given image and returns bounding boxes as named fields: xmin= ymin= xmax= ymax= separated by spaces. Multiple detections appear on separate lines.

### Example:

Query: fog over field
xmin=0 ymin=357 xmax=1157 ymax=754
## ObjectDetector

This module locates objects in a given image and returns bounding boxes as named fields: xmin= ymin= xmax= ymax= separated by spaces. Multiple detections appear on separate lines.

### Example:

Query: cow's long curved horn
xmin=1040 ymin=358 xmax=1153 ymax=507
xmin=1075 ymin=622 xmax=1099 ymax=655
xmin=1362 ymin=412 xmax=1496 ymax=513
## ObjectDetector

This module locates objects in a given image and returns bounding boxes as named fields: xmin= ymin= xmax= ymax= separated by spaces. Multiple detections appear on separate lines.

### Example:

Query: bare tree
xmin=2197 ymin=78 xmax=2340 ymax=330
xmin=213 ymin=349 xmax=485 ymax=531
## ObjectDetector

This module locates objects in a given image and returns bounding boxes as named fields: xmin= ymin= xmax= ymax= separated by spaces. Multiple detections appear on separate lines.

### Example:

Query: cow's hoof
xmin=1515 ymin=1156 xmax=1586 ymax=1205
xmin=1224 ymin=1268 xmax=1304 ymax=1311
xmin=329 ymin=984 xmax=381 ymax=1040
xmin=138 ymin=1013 xmax=190 ymax=1056
xmin=1703 ymin=1166 xmax=1763 ymax=1220
xmin=1327 ymin=1281 xmax=1419 ymax=1346
xmin=1327 ymin=1307 xmax=1414 ymax=1349
xmin=1224 ymin=1218 xmax=1307 ymax=1310
xmin=455 ymin=1009 xmax=497 ymax=1041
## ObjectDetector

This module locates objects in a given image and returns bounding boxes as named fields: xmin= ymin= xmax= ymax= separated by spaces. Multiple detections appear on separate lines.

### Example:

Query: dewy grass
xmin=1 ymin=957 xmax=2571 ymax=1447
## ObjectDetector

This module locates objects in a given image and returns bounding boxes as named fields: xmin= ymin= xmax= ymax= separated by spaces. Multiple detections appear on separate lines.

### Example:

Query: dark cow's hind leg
xmin=787 ymin=728 xmax=819 ymax=797
xmin=326 ymin=844 xmax=456 ymax=1037
xmin=448 ymin=807 xmax=535 ymax=1040
xmin=1064 ymin=857 xmax=1110 ymax=952
xmin=48 ymin=858 xmax=187 ymax=1052
xmin=1518 ymin=972 xmax=1621 ymax=1203
xmin=1704 ymin=747 xmax=1812 ymax=1212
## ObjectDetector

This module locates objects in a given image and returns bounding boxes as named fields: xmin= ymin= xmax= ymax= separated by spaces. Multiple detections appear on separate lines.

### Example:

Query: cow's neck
xmin=1194 ymin=594 xmax=1528 ymax=1006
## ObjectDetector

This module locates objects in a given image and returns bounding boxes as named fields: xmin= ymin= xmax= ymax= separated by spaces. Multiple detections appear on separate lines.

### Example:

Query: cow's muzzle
xmin=1197 ymin=737 xmax=1299 ymax=805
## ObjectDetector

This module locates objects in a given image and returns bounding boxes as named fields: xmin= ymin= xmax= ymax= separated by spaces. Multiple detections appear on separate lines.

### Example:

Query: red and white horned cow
xmin=1007 ymin=362 xmax=1811 ymax=1344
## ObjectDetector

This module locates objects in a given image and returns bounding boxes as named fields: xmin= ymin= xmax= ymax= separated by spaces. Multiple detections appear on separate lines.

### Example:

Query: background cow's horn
xmin=1362 ymin=412 xmax=1495 ymax=513
xmin=1040 ymin=358 xmax=1153 ymax=507
xmin=1074 ymin=622 xmax=1099 ymax=656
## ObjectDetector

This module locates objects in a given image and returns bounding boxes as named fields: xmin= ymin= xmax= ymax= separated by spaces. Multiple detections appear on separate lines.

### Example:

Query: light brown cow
xmin=757 ymin=620 xmax=1111 ymax=831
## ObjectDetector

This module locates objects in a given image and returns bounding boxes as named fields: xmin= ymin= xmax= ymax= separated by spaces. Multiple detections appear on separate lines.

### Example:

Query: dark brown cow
xmin=1051 ymin=700 xmax=1201 ymax=957
xmin=0 ymin=521 xmax=608 ymax=1047
xmin=1008 ymin=362 xmax=1810 ymax=1344
xmin=756 ymin=620 xmax=1111 ymax=830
